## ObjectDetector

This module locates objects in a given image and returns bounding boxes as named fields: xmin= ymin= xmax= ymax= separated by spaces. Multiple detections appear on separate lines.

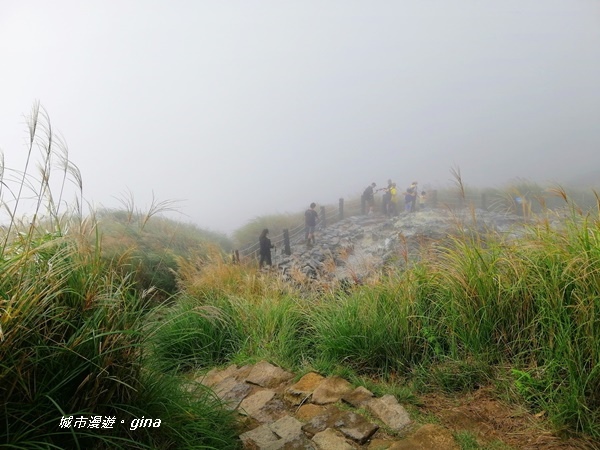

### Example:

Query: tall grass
xmin=172 ymin=184 xmax=599 ymax=439
xmin=0 ymin=105 xmax=239 ymax=449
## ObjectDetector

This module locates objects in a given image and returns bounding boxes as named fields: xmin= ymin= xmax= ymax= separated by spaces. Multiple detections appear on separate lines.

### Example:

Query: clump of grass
xmin=175 ymin=245 xmax=296 ymax=301
xmin=0 ymin=104 xmax=240 ymax=449
xmin=307 ymin=278 xmax=427 ymax=375
xmin=150 ymin=295 xmax=242 ymax=372
xmin=229 ymin=294 xmax=311 ymax=367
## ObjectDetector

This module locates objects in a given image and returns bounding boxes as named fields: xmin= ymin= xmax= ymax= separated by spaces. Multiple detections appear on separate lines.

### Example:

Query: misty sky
xmin=1 ymin=1 xmax=599 ymax=234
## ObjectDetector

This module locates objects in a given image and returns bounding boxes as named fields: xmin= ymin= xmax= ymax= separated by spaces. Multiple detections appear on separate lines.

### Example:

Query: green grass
xmin=171 ymin=185 xmax=600 ymax=440
xmin=0 ymin=104 xmax=240 ymax=449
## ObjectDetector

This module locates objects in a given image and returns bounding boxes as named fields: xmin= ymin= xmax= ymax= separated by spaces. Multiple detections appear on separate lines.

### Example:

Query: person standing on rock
xmin=419 ymin=190 xmax=427 ymax=210
xmin=389 ymin=182 xmax=398 ymax=216
xmin=259 ymin=228 xmax=274 ymax=269
xmin=405 ymin=182 xmax=418 ymax=213
xmin=382 ymin=179 xmax=393 ymax=215
xmin=305 ymin=202 xmax=319 ymax=245
xmin=362 ymin=182 xmax=377 ymax=214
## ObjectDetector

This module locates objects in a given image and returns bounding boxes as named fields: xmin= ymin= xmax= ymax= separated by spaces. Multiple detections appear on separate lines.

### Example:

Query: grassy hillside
xmin=163 ymin=189 xmax=600 ymax=442
xmin=2 ymin=106 xmax=598 ymax=447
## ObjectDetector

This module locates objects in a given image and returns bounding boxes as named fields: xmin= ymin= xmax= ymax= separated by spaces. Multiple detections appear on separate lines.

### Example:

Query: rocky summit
xmin=272 ymin=208 xmax=526 ymax=285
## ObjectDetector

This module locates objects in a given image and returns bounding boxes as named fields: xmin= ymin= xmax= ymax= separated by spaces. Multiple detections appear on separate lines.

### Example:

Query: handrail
xmin=236 ymin=190 xmax=532 ymax=261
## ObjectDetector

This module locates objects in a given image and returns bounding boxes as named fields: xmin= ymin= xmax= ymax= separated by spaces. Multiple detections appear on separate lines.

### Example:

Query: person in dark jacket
xmin=259 ymin=228 xmax=274 ymax=269
xmin=304 ymin=202 xmax=319 ymax=245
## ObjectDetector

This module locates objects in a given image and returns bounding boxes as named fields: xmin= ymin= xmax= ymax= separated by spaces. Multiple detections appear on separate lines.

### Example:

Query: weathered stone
xmin=284 ymin=372 xmax=325 ymax=406
xmin=246 ymin=361 xmax=295 ymax=388
xmin=337 ymin=412 xmax=379 ymax=444
xmin=240 ymin=424 xmax=280 ymax=449
xmin=270 ymin=415 xmax=304 ymax=442
xmin=301 ymin=407 xmax=335 ymax=435
xmin=366 ymin=395 xmax=411 ymax=432
xmin=312 ymin=428 xmax=355 ymax=450
xmin=212 ymin=376 xmax=252 ymax=410
xmin=296 ymin=404 xmax=326 ymax=422
xmin=342 ymin=386 xmax=375 ymax=409
xmin=240 ymin=390 xmax=275 ymax=417
xmin=302 ymin=407 xmax=378 ymax=444
xmin=197 ymin=364 xmax=239 ymax=387
xmin=311 ymin=376 xmax=353 ymax=405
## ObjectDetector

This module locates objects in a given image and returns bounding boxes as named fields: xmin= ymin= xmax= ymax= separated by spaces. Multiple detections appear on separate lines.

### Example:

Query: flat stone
xmin=240 ymin=390 xmax=276 ymax=418
xmin=302 ymin=407 xmax=377 ymax=444
xmin=302 ymin=407 xmax=335 ymax=435
xmin=311 ymin=376 xmax=353 ymax=405
xmin=270 ymin=415 xmax=304 ymax=442
xmin=296 ymin=404 xmax=326 ymax=422
xmin=197 ymin=364 xmax=239 ymax=387
xmin=212 ymin=376 xmax=252 ymax=410
xmin=284 ymin=372 xmax=325 ymax=406
xmin=246 ymin=361 xmax=295 ymax=388
xmin=240 ymin=424 xmax=280 ymax=449
xmin=366 ymin=395 xmax=411 ymax=432
xmin=312 ymin=428 xmax=355 ymax=450
xmin=342 ymin=386 xmax=375 ymax=408
xmin=337 ymin=412 xmax=379 ymax=444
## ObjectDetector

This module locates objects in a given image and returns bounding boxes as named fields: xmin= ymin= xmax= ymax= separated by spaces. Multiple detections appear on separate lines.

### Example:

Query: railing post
xmin=283 ymin=229 xmax=291 ymax=256
xmin=320 ymin=206 xmax=326 ymax=228
xmin=339 ymin=198 xmax=344 ymax=220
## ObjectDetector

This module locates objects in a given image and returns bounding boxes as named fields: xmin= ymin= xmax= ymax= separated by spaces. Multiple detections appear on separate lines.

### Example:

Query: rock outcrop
xmin=273 ymin=209 xmax=525 ymax=286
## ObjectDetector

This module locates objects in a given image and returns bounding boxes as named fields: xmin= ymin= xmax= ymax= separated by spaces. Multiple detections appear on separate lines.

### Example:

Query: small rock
xmin=366 ymin=395 xmax=411 ymax=432
xmin=246 ymin=361 xmax=295 ymax=388
xmin=311 ymin=376 xmax=353 ymax=405
xmin=240 ymin=424 xmax=280 ymax=449
xmin=285 ymin=372 xmax=325 ymax=406
xmin=270 ymin=415 xmax=304 ymax=442
xmin=345 ymin=387 xmax=375 ymax=411
xmin=296 ymin=404 xmax=326 ymax=422
xmin=212 ymin=376 xmax=252 ymax=410
xmin=312 ymin=428 xmax=355 ymax=450
xmin=197 ymin=364 xmax=239 ymax=387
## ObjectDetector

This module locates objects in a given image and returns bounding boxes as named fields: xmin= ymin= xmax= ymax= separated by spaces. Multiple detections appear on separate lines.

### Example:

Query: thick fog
xmin=1 ymin=1 xmax=599 ymax=234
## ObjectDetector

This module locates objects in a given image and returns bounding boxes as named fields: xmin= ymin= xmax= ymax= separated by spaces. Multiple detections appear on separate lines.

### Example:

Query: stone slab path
xmin=197 ymin=360 xmax=459 ymax=449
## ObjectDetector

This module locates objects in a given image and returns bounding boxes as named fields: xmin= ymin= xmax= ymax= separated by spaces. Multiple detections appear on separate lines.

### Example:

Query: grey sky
xmin=1 ymin=1 xmax=599 ymax=234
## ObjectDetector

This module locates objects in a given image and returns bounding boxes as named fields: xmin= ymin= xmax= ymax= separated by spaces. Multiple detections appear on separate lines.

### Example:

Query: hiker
xmin=381 ymin=179 xmax=393 ymax=215
xmin=389 ymin=182 xmax=398 ymax=216
xmin=259 ymin=228 xmax=274 ymax=269
xmin=404 ymin=181 xmax=418 ymax=213
xmin=419 ymin=191 xmax=427 ymax=210
xmin=304 ymin=202 xmax=319 ymax=245
xmin=362 ymin=182 xmax=377 ymax=214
